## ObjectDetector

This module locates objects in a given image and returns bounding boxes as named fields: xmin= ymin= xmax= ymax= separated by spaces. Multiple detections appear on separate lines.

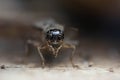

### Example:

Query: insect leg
xmin=37 ymin=46 xmax=46 ymax=68
xmin=63 ymin=43 xmax=79 ymax=68
xmin=25 ymin=39 xmax=46 ymax=68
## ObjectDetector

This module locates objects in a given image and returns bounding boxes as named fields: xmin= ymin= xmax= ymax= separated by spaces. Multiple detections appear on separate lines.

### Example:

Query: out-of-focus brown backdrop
xmin=0 ymin=0 xmax=120 ymax=68
xmin=0 ymin=0 xmax=120 ymax=38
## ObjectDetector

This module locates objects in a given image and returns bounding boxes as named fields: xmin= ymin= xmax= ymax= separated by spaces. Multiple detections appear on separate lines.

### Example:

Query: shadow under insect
xmin=41 ymin=48 xmax=73 ymax=67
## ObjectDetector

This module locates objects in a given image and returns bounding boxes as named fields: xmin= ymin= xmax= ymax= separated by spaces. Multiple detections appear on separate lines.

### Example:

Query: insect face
xmin=46 ymin=29 xmax=64 ymax=46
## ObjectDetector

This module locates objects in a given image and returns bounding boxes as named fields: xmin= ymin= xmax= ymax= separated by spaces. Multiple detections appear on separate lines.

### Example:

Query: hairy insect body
xmin=25 ymin=19 xmax=78 ymax=68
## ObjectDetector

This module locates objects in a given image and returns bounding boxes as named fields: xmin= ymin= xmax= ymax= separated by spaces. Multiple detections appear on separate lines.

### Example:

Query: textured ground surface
xmin=0 ymin=67 xmax=120 ymax=80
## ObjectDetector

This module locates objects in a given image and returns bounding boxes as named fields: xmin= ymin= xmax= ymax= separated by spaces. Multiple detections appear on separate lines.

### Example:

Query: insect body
xmin=25 ymin=19 xmax=79 ymax=68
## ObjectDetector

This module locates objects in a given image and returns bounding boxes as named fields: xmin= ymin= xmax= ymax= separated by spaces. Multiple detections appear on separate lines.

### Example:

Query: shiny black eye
xmin=46 ymin=29 xmax=64 ymax=41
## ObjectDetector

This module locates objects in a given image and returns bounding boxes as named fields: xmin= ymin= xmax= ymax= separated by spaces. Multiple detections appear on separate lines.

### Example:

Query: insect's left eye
xmin=58 ymin=35 xmax=64 ymax=40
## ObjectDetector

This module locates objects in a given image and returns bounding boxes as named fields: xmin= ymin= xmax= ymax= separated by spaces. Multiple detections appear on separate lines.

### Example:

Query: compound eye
xmin=58 ymin=34 xmax=64 ymax=40
xmin=46 ymin=29 xmax=64 ymax=41
xmin=46 ymin=34 xmax=52 ymax=40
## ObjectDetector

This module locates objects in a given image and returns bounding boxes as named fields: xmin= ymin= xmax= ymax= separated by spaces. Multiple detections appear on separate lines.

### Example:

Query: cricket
xmin=25 ymin=19 xmax=79 ymax=68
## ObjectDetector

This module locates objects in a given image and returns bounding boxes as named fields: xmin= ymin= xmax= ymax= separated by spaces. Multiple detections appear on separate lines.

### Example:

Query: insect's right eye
xmin=46 ymin=34 xmax=52 ymax=40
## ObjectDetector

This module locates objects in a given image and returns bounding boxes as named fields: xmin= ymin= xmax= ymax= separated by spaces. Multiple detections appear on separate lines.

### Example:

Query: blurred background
xmin=0 ymin=0 xmax=120 ymax=68
xmin=0 ymin=0 xmax=120 ymax=38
